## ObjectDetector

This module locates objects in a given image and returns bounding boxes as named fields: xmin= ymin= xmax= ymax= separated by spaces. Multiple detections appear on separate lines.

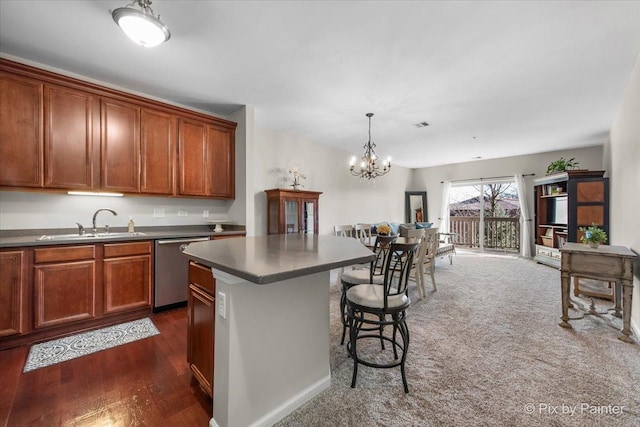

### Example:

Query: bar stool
xmin=339 ymin=235 xmax=397 ymax=344
xmin=346 ymin=241 xmax=419 ymax=393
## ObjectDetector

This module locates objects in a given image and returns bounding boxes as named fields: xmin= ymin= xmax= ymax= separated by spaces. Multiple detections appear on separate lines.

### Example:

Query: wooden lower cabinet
xmin=0 ymin=241 xmax=153 ymax=350
xmin=187 ymin=261 xmax=215 ymax=397
xmin=0 ymin=250 xmax=26 ymax=337
xmin=103 ymin=242 xmax=152 ymax=314
xmin=33 ymin=245 xmax=96 ymax=329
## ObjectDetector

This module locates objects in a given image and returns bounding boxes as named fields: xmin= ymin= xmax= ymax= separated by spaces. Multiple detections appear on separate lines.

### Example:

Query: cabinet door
xmin=187 ymin=284 xmax=214 ymax=397
xmin=0 ymin=72 xmax=43 ymax=187
xmin=141 ymin=108 xmax=175 ymax=195
xmin=34 ymin=260 xmax=96 ymax=329
xmin=103 ymin=254 xmax=151 ymax=314
xmin=44 ymin=84 xmax=97 ymax=189
xmin=301 ymin=198 xmax=318 ymax=234
xmin=101 ymin=98 xmax=140 ymax=192
xmin=207 ymin=125 xmax=235 ymax=198
xmin=0 ymin=251 xmax=25 ymax=337
xmin=178 ymin=118 xmax=208 ymax=196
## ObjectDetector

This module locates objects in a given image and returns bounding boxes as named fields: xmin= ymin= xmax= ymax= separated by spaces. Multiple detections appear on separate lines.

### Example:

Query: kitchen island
xmin=182 ymin=234 xmax=374 ymax=427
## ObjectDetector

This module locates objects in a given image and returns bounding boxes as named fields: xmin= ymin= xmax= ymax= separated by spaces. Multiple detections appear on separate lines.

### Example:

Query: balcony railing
xmin=449 ymin=217 xmax=520 ymax=251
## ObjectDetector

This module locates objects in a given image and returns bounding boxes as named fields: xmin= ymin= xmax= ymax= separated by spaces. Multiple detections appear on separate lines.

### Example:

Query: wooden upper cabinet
xmin=101 ymin=98 xmax=140 ymax=193
xmin=44 ymin=84 xmax=97 ymax=190
xmin=0 ymin=59 xmax=236 ymax=199
xmin=0 ymin=72 xmax=43 ymax=188
xmin=178 ymin=118 xmax=235 ymax=198
xmin=141 ymin=108 xmax=175 ymax=195
xmin=208 ymin=125 xmax=235 ymax=198
xmin=178 ymin=118 xmax=208 ymax=196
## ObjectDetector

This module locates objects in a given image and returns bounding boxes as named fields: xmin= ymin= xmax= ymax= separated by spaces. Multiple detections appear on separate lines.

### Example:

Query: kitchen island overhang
xmin=182 ymin=234 xmax=374 ymax=427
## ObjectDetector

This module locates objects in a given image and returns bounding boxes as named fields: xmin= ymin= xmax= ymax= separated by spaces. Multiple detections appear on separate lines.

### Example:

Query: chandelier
xmin=112 ymin=0 xmax=171 ymax=47
xmin=349 ymin=113 xmax=391 ymax=180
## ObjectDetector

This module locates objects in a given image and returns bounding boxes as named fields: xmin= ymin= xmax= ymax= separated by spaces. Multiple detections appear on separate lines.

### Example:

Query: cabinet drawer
xmin=189 ymin=261 xmax=215 ymax=294
xmin=34 ymin=245 xmax=95 ymax=263
xmin=104 ymin=241 xmax=152 ymax=258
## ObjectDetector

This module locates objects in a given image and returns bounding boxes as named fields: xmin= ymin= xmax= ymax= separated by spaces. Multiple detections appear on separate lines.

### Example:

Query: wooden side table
xmin=559 ymin=242 xmax=637 ymax=342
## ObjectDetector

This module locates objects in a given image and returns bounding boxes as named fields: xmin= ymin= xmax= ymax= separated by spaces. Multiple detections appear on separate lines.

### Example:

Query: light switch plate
xmin=178 ymin=210 xmax=188 ymax=217
xmin=202 ymin=210 xmax=209 ymax=218
xmin=153 ymin=209 xmax=165 ymax=218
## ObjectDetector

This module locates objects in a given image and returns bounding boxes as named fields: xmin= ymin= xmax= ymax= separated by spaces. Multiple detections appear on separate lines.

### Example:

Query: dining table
xmin=361 ymin=235 xmax=413 ymax=249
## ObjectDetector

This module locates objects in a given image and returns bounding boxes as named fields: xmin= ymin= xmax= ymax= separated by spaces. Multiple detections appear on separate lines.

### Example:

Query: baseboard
xmin=208 ymin=375 xmax=330 ymax=427
xmin=252 ymin=375 xmax=331 ymax=427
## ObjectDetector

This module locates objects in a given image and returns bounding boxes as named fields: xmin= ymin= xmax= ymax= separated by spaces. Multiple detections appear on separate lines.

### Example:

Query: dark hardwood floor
xmin=0 ymin=308 xmax=212 ymax=427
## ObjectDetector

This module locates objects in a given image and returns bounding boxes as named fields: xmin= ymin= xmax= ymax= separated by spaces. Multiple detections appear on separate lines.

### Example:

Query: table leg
xmin=613 ymin=281 xmax=622 ymax=318
xmin=618 ymin=280 xmax=634 ymax=343
xmin=559 ymin=272 xmax=572 ymax=329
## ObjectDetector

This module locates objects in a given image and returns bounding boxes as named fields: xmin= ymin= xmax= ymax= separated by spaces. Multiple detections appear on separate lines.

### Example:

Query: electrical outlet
xmin=217 ymin=292 xmax=226 ymax=319
xmin=153 ymin=209 xmax=165 ymax=218
xmin=178 ymin=210 xmax=188 ymax=217
xmin=202 ymin=209 xmax=209 ymax=218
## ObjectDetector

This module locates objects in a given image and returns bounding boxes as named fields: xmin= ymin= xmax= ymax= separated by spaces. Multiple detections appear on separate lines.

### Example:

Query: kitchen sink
xmin=37 ymin=232 xmax=147 ymax=241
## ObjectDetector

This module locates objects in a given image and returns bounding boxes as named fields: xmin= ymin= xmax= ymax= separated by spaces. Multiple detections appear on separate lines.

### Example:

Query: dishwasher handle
xmin=157 ymin=237 xmax=210 ymax=245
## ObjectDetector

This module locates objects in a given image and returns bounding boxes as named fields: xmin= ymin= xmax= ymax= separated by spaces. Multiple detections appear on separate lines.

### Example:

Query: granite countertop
xmin=181 ymin=234 xmax=375 ymax=284
xmin=0 ymin=225 xmax=246 ymax=248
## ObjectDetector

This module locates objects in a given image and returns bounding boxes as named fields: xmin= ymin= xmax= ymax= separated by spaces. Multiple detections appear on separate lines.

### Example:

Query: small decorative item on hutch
xmin=288 ymin=166 xmax=306 ymax=190
xmin=580 ymin=223 xmax=607 ymax=249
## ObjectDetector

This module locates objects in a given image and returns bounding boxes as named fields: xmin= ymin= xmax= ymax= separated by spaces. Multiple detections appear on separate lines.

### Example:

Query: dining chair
xmin=422 ymin=228 xmax=440 ymax=290
xmin=334 ymin=224 xmax=356 ymax=282
xmin=339 ymin=234 xmax=397 ymax=345
xmin=405 ymin=229 xmax=426 ymax=298
xmin=354 ymin=223 xmax=372 ymax=242
xmin=334 ymin=224 xmax=355 ymax=237
xmin=346 ymin=241 xmax=419 ymax=393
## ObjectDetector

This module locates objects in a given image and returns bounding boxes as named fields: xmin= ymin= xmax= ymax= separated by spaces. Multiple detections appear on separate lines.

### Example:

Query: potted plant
xmin=580 ymin=223 xmax=607 ymax=248
xmin=546 ymin=157 xmax=580 ymax=174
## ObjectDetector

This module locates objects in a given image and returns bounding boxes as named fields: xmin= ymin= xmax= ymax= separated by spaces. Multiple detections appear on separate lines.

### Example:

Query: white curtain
xmin=514 ymin=174 xmax=532 ymax=258
xmin=440 ymin=181 xmax=451 ymax=234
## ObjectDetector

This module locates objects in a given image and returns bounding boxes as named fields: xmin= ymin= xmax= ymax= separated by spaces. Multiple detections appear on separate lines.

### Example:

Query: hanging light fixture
xmin=349 ymin=113 xmax=391 ymax=180
xmin=112 ymin=0 xmax=171 ymax=47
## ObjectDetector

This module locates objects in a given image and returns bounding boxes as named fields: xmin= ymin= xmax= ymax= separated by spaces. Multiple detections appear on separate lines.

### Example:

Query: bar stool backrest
xmin=370 ymin=234 xmax=398 ymax=278
xmin=383 ymin=242 xmax=419 ymax=309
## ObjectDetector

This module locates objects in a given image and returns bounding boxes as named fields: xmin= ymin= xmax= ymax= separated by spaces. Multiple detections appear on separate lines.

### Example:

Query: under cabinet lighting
xmin=67 ymin=191 xmax=124 ymax=197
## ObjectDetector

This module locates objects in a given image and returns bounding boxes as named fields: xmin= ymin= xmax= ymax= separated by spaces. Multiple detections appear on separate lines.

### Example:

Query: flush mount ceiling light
xmin=112 ymin=0 xmax=170 ymax=47
xmin=349 ymin=113 xmax=391 ymax=181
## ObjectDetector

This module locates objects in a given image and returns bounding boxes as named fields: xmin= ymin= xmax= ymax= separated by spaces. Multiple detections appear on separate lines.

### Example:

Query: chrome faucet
xmin=92 ymin=208 xmax=118 ymax=235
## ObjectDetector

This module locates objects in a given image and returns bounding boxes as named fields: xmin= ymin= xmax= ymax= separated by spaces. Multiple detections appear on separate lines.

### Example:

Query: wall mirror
xmin=405 ymin=191 xmax=427 ymax=223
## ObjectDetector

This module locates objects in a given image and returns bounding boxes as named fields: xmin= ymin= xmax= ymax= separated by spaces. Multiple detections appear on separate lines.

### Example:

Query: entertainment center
xmin=533 ymin=170 xmax=609 ymax=268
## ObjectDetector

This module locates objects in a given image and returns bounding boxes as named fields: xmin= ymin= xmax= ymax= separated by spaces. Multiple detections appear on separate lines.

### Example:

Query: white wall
xmin=606 ymin=53 xmax=640 ymax=334
xmin=252 ymin=127 xmax=412 ymax=236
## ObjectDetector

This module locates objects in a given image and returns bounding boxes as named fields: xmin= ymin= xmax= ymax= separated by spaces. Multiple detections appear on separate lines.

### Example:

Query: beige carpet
xmin=276 ymin=250 xmax=640 ymax=427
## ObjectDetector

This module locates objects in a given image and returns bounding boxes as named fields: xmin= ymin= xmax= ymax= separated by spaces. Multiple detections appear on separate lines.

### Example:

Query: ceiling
xmin=1 ymin=1 xmax=639 ymax=169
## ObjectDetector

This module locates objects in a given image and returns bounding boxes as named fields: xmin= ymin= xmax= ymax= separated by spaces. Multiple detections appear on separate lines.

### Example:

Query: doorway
xmin=447 ymin=180 xmax=521 ymax=252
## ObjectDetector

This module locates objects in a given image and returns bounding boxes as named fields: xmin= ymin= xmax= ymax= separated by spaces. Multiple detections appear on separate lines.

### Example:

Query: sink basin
xmin=37 ymin=232 xmax=147 ymax=241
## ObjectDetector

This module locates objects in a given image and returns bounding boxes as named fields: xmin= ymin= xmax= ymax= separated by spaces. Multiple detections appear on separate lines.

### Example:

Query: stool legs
xmin=347 ymin=307 xmax=410 ymax=393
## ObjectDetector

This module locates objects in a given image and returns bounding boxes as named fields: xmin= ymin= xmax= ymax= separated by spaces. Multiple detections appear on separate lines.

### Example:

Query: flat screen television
xmin=553 ymin=196 xmax=568 ymax=225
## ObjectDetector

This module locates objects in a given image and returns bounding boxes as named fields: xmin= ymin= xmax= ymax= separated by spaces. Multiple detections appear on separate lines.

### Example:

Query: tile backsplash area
xmin=0 ymin=191 xmax=235 ymax=230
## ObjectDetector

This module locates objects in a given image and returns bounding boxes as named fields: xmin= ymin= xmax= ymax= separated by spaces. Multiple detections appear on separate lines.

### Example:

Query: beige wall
xmin=251 ymin=127 xmax=412 ymax=236
xmin=411 ymin=145 xmax=605 ymax=236
xmin=606 ymin=53 xmax=640 ymax=334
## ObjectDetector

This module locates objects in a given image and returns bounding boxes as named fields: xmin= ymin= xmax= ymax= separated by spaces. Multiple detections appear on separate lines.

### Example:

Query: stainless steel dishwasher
xmin=154 ymin=236 xmax=210 ymax=312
